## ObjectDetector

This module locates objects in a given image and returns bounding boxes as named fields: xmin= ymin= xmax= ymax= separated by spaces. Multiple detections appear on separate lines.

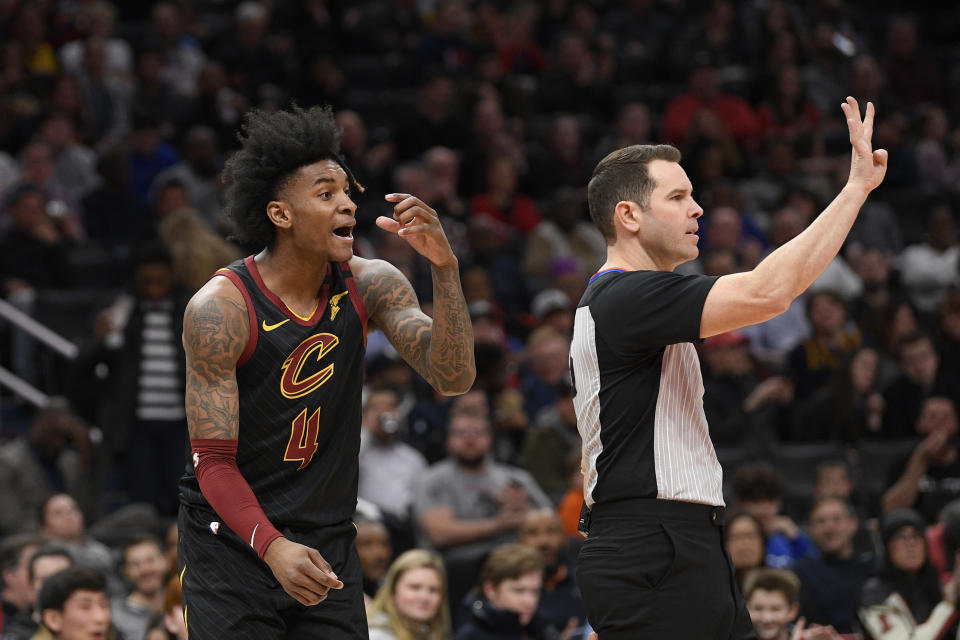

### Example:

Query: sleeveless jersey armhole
xmin=341 ymin=262 xmax=368 ymax=347
xmin=213 ymin=269 xmax=258 ymax=367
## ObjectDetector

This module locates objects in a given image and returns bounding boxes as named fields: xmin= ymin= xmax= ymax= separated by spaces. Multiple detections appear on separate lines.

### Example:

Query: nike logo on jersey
xmin=262 ymin=319 xmax=290 ymax=332
xmin=329 ymin=291 xmax=349 ymax=320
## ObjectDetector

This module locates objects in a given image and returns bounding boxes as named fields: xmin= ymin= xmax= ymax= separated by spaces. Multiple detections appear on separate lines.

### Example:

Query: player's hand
xmin=841 ymin=96 xmax=887 ymax=195
xmin=377 ymin=194 xmax=457 ymax=268
xmin=262 ymin=537 xmax=343 ymax=606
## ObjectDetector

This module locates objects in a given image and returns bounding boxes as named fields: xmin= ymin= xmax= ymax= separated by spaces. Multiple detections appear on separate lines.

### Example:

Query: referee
xmin=569 ymin=97 xmax=887 ymax=639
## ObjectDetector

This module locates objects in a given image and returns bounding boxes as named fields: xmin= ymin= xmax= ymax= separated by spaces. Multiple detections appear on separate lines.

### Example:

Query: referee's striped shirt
xmin=569 ymin=268 xmax=723 ymax=508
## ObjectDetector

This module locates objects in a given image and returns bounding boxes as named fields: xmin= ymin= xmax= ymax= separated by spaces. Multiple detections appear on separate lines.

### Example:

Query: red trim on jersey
xmin=214 ymin=269 xmax=257 ymax=367
xmin=341 ymin=262 xmax=367 ymax=346
xmin=244 ymin=256 xmax=331 ymax=326
xmin=190 ymin=438 xmax=283 ymax=559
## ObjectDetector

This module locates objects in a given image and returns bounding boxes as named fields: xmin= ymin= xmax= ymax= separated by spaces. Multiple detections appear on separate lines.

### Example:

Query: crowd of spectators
xmin=1 ymin=0 xmax=960 ymax=638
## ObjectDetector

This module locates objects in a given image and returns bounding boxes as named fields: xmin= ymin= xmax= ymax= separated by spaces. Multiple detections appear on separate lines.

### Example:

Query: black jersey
xmin=180 ymin=256 xmax=367 ymax=528
xmin=569 ymin=269 xmax=722 ymax=508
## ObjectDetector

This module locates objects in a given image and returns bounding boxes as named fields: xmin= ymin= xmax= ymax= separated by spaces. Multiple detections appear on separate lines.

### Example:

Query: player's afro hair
xmin=223 ymin=104 xmax=362 ymax=249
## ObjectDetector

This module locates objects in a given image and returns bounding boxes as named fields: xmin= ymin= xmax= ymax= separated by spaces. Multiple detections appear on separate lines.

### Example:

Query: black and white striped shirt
xmin=569 ymin=269 xmax=723 ymax=508
xmin=136 ymin=300 xmax=186 ymax=422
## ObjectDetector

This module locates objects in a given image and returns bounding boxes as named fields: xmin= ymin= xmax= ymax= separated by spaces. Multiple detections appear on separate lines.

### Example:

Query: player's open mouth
xmin=333 ymin=225 xmax=354 ymax=240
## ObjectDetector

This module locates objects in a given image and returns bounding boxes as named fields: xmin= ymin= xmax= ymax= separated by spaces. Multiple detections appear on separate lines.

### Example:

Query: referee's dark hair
xmin=36 ymin=566 xmax=106 ymax=613
xmin=587 ymin=144 xmax=681 ymax=244
xmin=223 ymin=104 xmax=363 ymax=250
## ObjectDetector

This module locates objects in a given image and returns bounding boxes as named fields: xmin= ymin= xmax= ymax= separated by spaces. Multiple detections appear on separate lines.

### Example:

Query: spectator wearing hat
xmin=530 ymin=288 xmax=573 ymax=338
xmin=858 ymin=508 xmax=960 ymax=639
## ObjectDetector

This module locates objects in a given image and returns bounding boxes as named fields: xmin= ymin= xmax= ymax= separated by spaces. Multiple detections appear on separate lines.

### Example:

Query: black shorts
xmin=576 ymin=499 xmax=757 ymax=640
xmin=178 ymin=504 xmax=368 ymax=640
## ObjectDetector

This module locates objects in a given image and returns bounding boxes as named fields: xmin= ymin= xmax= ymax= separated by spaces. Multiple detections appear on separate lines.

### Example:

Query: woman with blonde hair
xmin=367 ymin=549 xmax=452 ymax=640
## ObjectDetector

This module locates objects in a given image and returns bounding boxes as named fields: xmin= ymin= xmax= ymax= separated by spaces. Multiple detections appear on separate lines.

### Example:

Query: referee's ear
xmin=614 ymin=200 xmax=641 ymax=235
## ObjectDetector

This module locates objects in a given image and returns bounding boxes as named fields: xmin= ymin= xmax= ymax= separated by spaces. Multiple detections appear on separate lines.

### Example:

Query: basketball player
xmin=177 ymin=105 xmax=475 ymax=639
xmin=570 ymin=97 xmax=886 ymax=639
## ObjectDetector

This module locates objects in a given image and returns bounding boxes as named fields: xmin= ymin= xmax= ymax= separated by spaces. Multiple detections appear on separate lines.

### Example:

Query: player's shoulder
xmin=348 ymin=255 xmax=402 ymax=283
xmin=348 ymin=255 xmax=413 ymax=309
xmin=185 ymin=271 xmax=247 ymax=316
xmin=182 ymin=272 xmax=250 ymax=360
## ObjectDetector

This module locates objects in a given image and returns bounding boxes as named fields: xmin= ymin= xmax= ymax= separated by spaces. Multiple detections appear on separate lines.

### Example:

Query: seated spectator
xmin=35 ymin=567 xmax=111 ymax=640
xmin=0 ymin=184 xmax=72 ymax=296
xmin=812 ymin=458 xmax=876 ymax=555
xmin=731 ymin=463 xmax=816 ymax=569
xmin=455 ymin=544 xmax=558 ymax=640
xmin=787 ymin=290 xmax=863 ymax=403
xmin=899 ymin=207 xmax=959 ymax=317
xmin=358 ymin=386 xmax=427 ymax=531
xmin=367 ymin=549 xmax=451 ymax=640
xmin=516 ymin=509 xmax=585 ymax=630
xmin=859 ymin=508 xmax=960 ymax=639
xmin=37 ymin=495 xmax=113 ymax=579
xmin=111 ymin=535 xmax=169 ymax=640
xmin=521 ymin=374 xmax=579 ymax=502
xmin=0 ymin=405 xmax=97 ymax=536
xmin=793 ymin=497 xmax=877 ymax=634
xmin=745 ymin=568 xmax=841 ymax=640
xmin=518 ymin=326 xmax=570 ymax=421
xmin=925 ymin=499 xmax=960 ymax=586
xmin=882 ymin=397 xmax=960 ymax=524
xmin=724 ymin=510 xmax=768 ymax=590
xmin=468 ymin=154 xmax=541 ymax=240
xmin=412 ymin=412 xmax=551 ymax=606
xmin=882 ymin=332 xmax=960 ymax=438
xmin=160 ymin=574 xmax=186 ymax=640
xmin=0 ymin=534 xmax=43 ymax=639
xmin=355 ymin=519 xmax=394 ymax=606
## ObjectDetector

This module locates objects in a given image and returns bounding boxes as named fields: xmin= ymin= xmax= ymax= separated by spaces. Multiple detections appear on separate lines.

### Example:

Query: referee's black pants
xmin=577 ymin=498 xmax=758 ymax=640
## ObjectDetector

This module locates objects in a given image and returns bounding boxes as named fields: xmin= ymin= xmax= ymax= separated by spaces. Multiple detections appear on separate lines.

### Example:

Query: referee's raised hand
xmin=841 ymin=96 xmax=887 ymax=196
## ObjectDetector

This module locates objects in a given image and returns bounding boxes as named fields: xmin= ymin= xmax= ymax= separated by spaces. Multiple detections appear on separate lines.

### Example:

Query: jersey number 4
xmin=284 ymin=407 xmax=321 ymax=470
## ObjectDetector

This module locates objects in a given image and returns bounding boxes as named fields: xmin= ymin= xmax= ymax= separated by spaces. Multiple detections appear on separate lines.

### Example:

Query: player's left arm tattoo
xmin=359 ymin=260 xmax=475 ymax=395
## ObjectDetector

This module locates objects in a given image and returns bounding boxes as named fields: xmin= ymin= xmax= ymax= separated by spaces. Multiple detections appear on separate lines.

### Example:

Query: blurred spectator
xmin=792 ymin=347 xmax=885 ymax=441
xmin=88 ymin=243 xmax=188 ymax=516
xmin=151 ymin=126 xmax=224 ymax=230
xmin=925 ymin=499 xmax=960 ymax=587
xmin=793 ymin=497 xmax=876 ymax=634
xmin=530 ymin=288 xmax=573 ymax=337
xmin=592 ymin=102 xmax=652 ymax=165
xmin=127 ymin=115 xmax=179 ymax=204
xmin=150 ymin=574 xmax=186 ymax=640
xmin=882 ymin=332 xmax=960 ymax=438
xmin=522 ymin=374 xmax=578 ymax=502
xmin=28 ymin=546 xmax=73 ymax=602
xmin=522 ymin=188 xmax=604 ymax=293
xmin=16 ymin=140 xmax=84 ymax=241
xmin=37 ymin=112 xmax=99 ymax=204
xmin=336 ymin=110 xmax=394 ymax=202
xmin=469 ymin=154 xmax=540 ymax=240
xmin=756 ymin=64 xmax=820 ymax=142
xmin=0 ymin=534 xmax=43 ymax=639
xmin=412 ymin=411 xmax=551 ymax=605
xmin=35 ymin=567 xmax=111 ymax=640
xmin=358 ymin=386 xmax=427 ymax=529
xmin=937 ymin=290 xmax=960 ymax=381
xmin=537 ymin=30 xmax=614 ymax=115
xmin=81 ymin=150 xmax=151 ymax=261
xmin=213 ymin=3 xmax=291 ymax=102
xmin=0 ymin=406 xmax=96 ymax=536
xmin=111 ymin=535 xmax=168 ymax=640
xmin=355 ymin=519 xmax=393 ymax=606
xmin=73 ymin=36 xmax=131 ymax=152
xmin=455 ymin=543 xmax=558 ymax=640
xmin=0 ymin=184 xmax=71 ymax=296
xmin=914 ymin=106 xmax=960 ymax=197
xmin=731 ymin=462 xmax=816 ymax=569
xmin=367 ymin=549 xmax=451 ymax=640
xmin=417 ymin=1 xmax=475 ymax=73
xmin=724 ymin=510 xmax=768 ymax=590
xmin=700 ymin=330 xmax=791 ymax=447
xmin=788 ymin=290 xmax=862 ymax=402
xmin=37 ymin=494 xmax=113 ymax=579
xmin=58 ymin=2 xmax=132 ymax=88
xmin=147 ymin=3 xmax=206 ymax=98
xmin=858 ymin=508 xmax=960 ymax=639
xmin=881 ymin=17 xmax=944 ymax=109
xmin=515 ymin=509 xmax=585 ymax=630
xmin=394 ymin=71 xmax=468 ymax=162
xmin=661 ymin=62 xmax=760 ymax=151
xmin=883 ymin=397 xmax=960 ymax=524
xmin=899 ymin=206 xmax=959 ymax=316
xmin=518 ymin=327 xmax=569 ymax=421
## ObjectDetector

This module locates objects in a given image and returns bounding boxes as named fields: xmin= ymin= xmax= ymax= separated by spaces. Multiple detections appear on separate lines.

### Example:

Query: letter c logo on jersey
xmin=280 ymin=333 xmax=339 ymax=399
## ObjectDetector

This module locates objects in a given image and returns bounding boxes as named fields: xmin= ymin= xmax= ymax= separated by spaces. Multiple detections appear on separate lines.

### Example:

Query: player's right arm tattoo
xmin=183 ymin=293 xmax=248 ymax=440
